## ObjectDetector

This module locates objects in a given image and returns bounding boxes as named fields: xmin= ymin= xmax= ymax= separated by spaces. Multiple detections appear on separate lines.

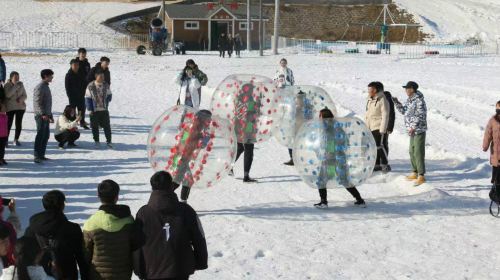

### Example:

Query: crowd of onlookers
xmin=0 ymin=171 xmax=208 ymax=279
xmin=0 ymin=49 xmax=115 ymax=165
xmin=217 ymin=33 xmax=243 ymax=58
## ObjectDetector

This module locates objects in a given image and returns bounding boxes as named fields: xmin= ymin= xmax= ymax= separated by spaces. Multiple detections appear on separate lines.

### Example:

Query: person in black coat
xmin=24 ymin=190 xmax=89 ymax=280
xmin=218 ymin=33 xmax=228 ymax=58
xmin=133 ymin=171 xmax=208 ymax=280
xmin=87 ymin=57 xmax=111 ymax=86
xmin=65 ymin=59 xmax=88 ymax=129
xmin=76 ymin=48 xmax=91 ymax=80
xmin=383 ymin=89 xmax=396 ymax=171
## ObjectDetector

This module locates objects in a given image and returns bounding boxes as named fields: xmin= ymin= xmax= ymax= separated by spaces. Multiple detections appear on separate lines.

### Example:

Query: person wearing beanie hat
xmin=133 ymin=171 xmax=208 ymax=279
xmin=393 ymin=81 xmax=428 ymax=186
xmin=83 ymin=180 xmax=138 ymax=280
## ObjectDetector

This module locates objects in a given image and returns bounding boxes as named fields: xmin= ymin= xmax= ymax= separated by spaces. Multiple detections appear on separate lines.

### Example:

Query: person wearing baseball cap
xmin=393 ymin=81 xmax=428 ymax=186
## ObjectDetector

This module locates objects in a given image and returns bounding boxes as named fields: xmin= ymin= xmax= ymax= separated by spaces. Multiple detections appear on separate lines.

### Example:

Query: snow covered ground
xmin=1 ymin=0 xmax=500 ymax=279
xmin=396 ymin=0 xmax=500 ymax=43
xmin=1 ymin=50 xmax=499 ymax=279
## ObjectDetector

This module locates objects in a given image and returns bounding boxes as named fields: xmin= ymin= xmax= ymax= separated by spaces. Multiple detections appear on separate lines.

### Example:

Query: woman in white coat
xmin=176 ymin=66 xmax=201 ymax=109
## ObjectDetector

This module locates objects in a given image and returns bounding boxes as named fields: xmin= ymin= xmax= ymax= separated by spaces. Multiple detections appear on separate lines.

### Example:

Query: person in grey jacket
xmin=33 ymin=69 xmax=54 ymax=164
xmin=393 ymin=81 xmax=428 ymax=186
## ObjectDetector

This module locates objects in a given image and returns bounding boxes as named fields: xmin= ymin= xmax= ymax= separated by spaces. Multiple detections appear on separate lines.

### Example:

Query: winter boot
xmin=228 ymin=169 xmax=234 ymax=176
xmin=354 ymin=199 xmax=366 ymax=208
xmin=373 ymin=165 xmax=382 ymax=172
xmin=406 ymin=172 xmax=418 ymax=180
xmin=284 ymin=159 xmax=294 ymax=166
xmin=314 ymin=201 xmax=328 ymax=209
xmin=414 ymin=175 xmax=426 ymax=186
xmin=243 ymin=176 xmax=257 ymax=183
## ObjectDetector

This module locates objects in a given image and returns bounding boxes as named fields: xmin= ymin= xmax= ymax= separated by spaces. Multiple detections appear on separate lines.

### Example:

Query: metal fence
xmin=0 ymin=31 xmax=149 ymax=50
xmin=273 ymin=36 xmax=499 ymax=59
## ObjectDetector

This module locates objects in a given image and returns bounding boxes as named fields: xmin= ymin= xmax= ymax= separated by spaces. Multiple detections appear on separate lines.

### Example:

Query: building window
xmin=184 ymin=21 xmax=200 ymax=30
xmin=239 ymin=22 xmax=254 ymax=31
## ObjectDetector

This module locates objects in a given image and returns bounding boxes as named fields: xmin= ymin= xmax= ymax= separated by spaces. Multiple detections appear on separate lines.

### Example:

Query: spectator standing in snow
xmin=1 ymin=236 xmax=56 ymax=280
xmin=313 ymin=108 xmax=366 ymax=209
xmin=86 ymin=71 xmax=113 ymax=149
xmin=0 ymin=54 xmax=6 ymax=84
xmin=175 ymin=66 xmax=201 ymax=109
xmin=83 ymin=180 xmax=139 ymax=280
xmin=0 ymin=197 xmax=21 ymax=267
xmin=233 ymin=34 xmax=243 ymax=58
xmin=66 ymin=59 xmax=89 ymax=130
xmin=227 ymin=34 xmax=234 ymax=58
xmin=76 ymin=48 xmax=91 ymax=79
xmin=393 ymin=81 xmax=428 ymax=186
xmin=274 ymin=58 xmax=295 ymax=88
xmin=218 ymin=33 xmax=228 ymax=58
xmin=185 ymin=59 xmax=208 ymax=104
xmin=3 ymin=71 xmax=27 ymax=146
xmin=87 ymin=57 xmax=111 ymax=86
xmin=133 ymin=171 xmax=208 ymax=280
xmin=24 ymin=190 xmax=89 ymax=280
xmin=483 ymin=101 xmax=500 ymax=187
xmin=55 ymin=105 xmax=81 ymax=149
xmin=383 ymin=88 xmax=396 ymax=171
xmin=33 ymin=69 xmax=54 ymax=164
xmin=365 ymin=82 xmax=390 ymax=173
xmin=0 ymin=87 xmax=8 ymax=166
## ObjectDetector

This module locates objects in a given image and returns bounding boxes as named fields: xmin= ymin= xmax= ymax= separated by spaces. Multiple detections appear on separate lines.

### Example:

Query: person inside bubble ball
xmin=314 ymin=107 xmax=366 ymax=209
xmin=284 ymin=90 xmax=314 ymax=166
xmin=230 ymin=82 xmax=262 ymax=183
xmin=169 ymin=109 xmax=213 ymax=202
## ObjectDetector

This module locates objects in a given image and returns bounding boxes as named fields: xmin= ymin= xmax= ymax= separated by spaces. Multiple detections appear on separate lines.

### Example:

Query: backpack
xmin=35 ymin=234 xmax=63 ymax=278
xmin=489 ymin=184 xmax=500 ymax=217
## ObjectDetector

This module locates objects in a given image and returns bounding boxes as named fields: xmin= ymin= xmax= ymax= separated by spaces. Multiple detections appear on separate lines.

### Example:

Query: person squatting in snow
xmin=313 ymin=108 xmax=366 ymax=209
xmin=54 ymin=105 xmax=81 ymax=149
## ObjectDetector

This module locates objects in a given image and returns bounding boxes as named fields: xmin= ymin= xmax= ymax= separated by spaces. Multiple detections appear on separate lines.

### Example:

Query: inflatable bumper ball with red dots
xmin=147 ymin=105 xmax=237 ymax=189
xmin=210 ymin=74 xmax=284 ymax=144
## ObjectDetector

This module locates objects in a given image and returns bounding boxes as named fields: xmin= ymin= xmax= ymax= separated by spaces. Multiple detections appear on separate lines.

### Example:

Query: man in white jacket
xmin=176 ymin=66 xmax=201 ymax=109
xmin=365 ymin=82 xmax=390 ymax=172
xmin=274 ymin=58 xmax=295 ymax=88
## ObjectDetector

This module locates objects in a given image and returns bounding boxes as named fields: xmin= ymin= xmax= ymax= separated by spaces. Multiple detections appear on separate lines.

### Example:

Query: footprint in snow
xmin=213 ymin=251 xmax=223 ymax=258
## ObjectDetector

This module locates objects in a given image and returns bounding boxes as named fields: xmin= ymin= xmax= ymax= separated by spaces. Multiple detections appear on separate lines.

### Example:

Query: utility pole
xmin=247 ymin=0 xmax=251 ymax=52
xmin=272 ymin=0 xmax=279 ymax=55
xmin=259 ymin=0 xmax=263 ymax=56
xmin=162 ymin=0 xmax=166 ymax=25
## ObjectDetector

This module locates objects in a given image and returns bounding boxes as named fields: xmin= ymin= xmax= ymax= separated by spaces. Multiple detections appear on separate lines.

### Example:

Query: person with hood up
xmin=133 ymin=171 xmax=208 ymax=280
xmin=83 ymin=180 xmax=139 ymax=280
xmin=393 ymin=81 xmax=428 ymax=186
xmin=24 ymin=190 xmax=89 ymax=280
xmin=185 ymin=59 xmax=208 ymax=104
xmin=175 ymin=66 xmax=201 ymax=109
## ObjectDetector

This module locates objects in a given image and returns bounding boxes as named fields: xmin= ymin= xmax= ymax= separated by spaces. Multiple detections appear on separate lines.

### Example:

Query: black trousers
xmin=55 ymin=130 xmax=80 ymax=145
xmin=492 ymin=166 xmax=500 ymax=184
xmin=219 ymin=50 xmax=225 ymax=57
xmin=235 ymin=49 xmax=241 ymax=56
xmin=6 ymin=110 xmax=25 ymax=141
xmin=235 ymin=143 xmax=254 ymax=176
xmin=288 ymin=149 xmax=293 ymax=159
xmin=0 ymin=137 xmax=6 ymax=160
xmin=372 ymin=130 xmax=389 ymax=166
xmin=319 ymin=187 xmax=363 ymax=203
xmin=90 ymin=111 xmax=112 ymax=143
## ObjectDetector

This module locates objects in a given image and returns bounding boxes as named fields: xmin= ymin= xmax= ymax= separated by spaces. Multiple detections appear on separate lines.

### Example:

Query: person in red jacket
xmin=0 ymin=196 xmax=21 ymax=267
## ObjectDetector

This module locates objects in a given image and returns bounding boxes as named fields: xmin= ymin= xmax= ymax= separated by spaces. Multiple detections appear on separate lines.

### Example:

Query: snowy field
xmin=1 ymin=50 xmax=500 ymax=279
xmin=1 ymin=0 xmax=500 ymax=279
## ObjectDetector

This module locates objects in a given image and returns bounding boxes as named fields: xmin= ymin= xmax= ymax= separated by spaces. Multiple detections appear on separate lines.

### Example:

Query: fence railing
xmin=272 ymin=36 xmax=499 ymax=59
xmin=0 ymin=31 xmax=149 ymax=50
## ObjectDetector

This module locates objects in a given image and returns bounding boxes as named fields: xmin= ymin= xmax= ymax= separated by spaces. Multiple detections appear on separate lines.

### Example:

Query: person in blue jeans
xmin=33 ymin=69 xmax=54 ymax=164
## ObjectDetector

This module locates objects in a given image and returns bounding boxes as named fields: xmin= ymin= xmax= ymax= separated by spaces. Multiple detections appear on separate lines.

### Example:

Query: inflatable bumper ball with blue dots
xmin=293 ymin=117 xmax=377 ymax=189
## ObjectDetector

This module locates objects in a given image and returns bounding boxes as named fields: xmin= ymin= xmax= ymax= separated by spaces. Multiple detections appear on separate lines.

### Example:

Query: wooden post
xmin=272 ymin=0 xmax=279 ymax=55
xmin=259 ymin=0 xmax=263 ymax=56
